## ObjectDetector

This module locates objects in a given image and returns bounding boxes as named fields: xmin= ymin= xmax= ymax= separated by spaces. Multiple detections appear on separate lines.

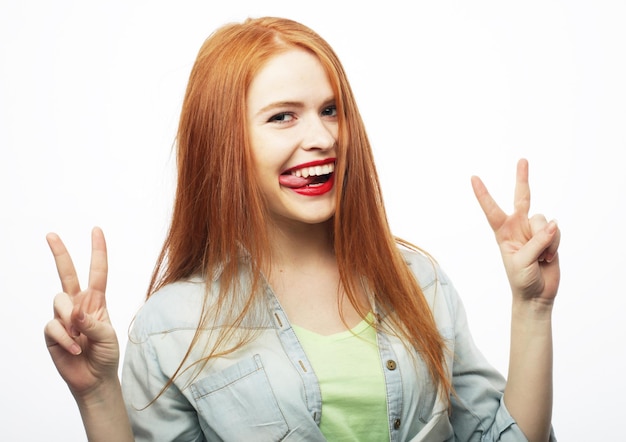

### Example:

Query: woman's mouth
xmin=278 ymin=162 xmax=335 ymax=189
xmin=278 ymin=160 xmax=336 ymax=196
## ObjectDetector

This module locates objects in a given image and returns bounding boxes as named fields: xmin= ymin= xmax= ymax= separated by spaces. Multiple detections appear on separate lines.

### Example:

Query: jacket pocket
xmin=191 ymin=354 xmax=289 ymax=441
xmin=410 ymin=410 xmax=454 ymax=442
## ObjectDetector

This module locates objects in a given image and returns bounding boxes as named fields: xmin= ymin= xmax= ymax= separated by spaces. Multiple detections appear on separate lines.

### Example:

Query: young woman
xmin=45 ymin=17 xmax=559 ymax=441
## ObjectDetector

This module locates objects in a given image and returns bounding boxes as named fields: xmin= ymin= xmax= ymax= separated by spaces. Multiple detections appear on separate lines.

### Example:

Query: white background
xmin=1 ymin=1 xmax=624 ymax=440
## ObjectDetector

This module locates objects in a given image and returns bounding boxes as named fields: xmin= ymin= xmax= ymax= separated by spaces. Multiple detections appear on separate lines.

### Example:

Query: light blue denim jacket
xmin=122 ymin=249 xmax=555 ymax=441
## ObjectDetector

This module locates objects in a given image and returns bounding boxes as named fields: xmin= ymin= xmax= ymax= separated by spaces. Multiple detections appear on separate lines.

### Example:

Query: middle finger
xmin=513 ymin=159 xmax=531 ymax=216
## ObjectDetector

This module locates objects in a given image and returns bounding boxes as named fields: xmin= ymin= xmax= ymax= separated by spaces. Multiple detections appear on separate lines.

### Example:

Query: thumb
xmin=519 ymin=220 xmax=559 ymax=265
xmin=71 ymin=309 xmax=112 ymax=343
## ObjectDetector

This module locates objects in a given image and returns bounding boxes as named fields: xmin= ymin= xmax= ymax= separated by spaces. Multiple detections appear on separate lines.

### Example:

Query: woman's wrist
xmin=74 ymin=376 xmax=122 ymax=405
xmin=74 ymin=377 xmax=134 ymax=442
xmin=511 ymin=296 xmax=554 ymax=323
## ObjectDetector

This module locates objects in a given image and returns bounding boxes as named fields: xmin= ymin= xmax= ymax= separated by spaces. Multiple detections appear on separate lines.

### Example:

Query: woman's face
xmin=246 ymin=48 xmax=338 ymax=228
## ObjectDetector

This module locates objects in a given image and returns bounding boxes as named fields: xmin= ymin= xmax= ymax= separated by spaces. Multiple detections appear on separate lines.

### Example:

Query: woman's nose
xmin=300 ymin=116 xmax=337 ymax=151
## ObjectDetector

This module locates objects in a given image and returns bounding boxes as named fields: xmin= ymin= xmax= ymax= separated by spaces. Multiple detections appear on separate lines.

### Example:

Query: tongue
xmin=279 ymin=174 xmax=315 ymax=189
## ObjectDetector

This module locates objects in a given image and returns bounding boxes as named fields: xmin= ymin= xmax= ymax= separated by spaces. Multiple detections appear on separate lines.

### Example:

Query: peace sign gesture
xmin=471 ymin=159 xmax=561 ymax=305
xmin=44 ymin=227 xmax=120 ymax=398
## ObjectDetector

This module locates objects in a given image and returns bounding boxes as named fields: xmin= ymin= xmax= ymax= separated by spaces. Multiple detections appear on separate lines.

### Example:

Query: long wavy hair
xmin=147 ymin=17 xmax=451 ymax=402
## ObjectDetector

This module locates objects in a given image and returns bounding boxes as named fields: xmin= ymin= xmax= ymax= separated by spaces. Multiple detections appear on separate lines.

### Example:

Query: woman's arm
xmin=471 ymin=159 xmax=560 ymax=442
xmin=44 ymin=228 xmax=134 ymax=442
xmin=506 ymin=297 xmax=554 ymax=441
xmin=74 ymin=375 xmax=133 ymax=442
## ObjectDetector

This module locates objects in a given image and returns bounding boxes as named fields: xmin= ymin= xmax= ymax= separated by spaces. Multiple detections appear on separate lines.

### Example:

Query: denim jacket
xmin=122 ymin=249 xmax=554 ymax=441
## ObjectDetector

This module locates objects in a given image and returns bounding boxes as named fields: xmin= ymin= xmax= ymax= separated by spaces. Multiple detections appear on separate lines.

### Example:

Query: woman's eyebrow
xmin=256 ymin=101 xmax=304 ymax=116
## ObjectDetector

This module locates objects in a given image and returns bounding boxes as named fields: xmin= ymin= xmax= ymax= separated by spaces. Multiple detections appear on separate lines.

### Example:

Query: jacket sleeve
xmin=437 ymin=269 xmax=557 ymax=441
xmin=121 ymin=307 xmax=206 ymax=441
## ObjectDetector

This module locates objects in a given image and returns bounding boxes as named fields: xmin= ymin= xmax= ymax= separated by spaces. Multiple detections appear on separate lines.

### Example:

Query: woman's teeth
xmin=291 ymin=163 xmax=335 ymax=178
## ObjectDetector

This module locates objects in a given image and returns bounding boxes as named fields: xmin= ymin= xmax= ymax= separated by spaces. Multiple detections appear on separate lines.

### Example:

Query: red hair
xmin=148 ymin=17 xmax=451 ymax=401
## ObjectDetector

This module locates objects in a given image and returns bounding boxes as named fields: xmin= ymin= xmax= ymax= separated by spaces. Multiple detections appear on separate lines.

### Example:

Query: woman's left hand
xmin=471 ymin=159 xmax=560 ymax=304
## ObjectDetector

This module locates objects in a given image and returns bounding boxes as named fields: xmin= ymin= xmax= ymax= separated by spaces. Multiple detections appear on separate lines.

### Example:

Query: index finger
xmin=471 ymin=175 xmax=507 ymax=231
xmin=46 ymin=232 xmax=81 ymax=296
xmin=87 ymin=226 xmax=108 ymax=298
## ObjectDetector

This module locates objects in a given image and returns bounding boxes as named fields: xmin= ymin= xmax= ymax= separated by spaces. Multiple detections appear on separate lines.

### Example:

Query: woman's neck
xmin=263 ymin=218 xmax=371 ymax=334
xmin=266 ymin=218 xmax=335 ymax=271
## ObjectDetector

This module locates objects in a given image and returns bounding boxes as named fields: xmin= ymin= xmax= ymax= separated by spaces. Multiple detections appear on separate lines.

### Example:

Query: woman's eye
xmin=322 ymin=105 xmax=337 ymax=117
xmin=269 ymin=113 xmax=294 ymax=123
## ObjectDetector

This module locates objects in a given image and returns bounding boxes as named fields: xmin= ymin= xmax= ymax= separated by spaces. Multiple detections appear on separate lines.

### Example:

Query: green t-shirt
xmin=293 ymin=315 xmax=390 ymax=441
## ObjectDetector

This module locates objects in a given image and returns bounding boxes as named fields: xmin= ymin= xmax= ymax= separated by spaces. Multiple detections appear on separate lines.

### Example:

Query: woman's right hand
xmin=44 ymin=227 xmax=120 ymax=399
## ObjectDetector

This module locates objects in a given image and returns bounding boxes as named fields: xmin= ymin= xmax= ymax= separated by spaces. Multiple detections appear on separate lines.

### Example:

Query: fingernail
xmin=70 ymin=326 xmax=80 ymax=338
xmin=70 ymin=343 xmax=82 ymax=355
xmin=546 ymin=220 xmax=558 ymax=234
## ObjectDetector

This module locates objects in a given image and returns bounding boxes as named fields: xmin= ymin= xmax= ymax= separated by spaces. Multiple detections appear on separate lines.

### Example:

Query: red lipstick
xmin=291 ymin=173 xmax=335 ymax=196
xmin=281 ymin=157 xmax=336 ymax=175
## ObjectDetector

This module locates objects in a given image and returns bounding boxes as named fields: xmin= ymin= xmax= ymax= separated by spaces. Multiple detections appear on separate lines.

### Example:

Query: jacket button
xmin=393 ymin=419 xmax=401 ymax=429
xmin=386 ymin=359 xmax=397 ymax=370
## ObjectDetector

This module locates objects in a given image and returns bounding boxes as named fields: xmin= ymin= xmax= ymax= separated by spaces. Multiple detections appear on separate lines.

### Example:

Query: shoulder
xmin=398 ymin=247 xmax=454 ymax=292
xmin=130 ymin=276 xmax=209 ymax=340
xmin=399 ymin=248 xmax=438 ymax=286
xmin=398 ymin=247 xmax=461 ymax=330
